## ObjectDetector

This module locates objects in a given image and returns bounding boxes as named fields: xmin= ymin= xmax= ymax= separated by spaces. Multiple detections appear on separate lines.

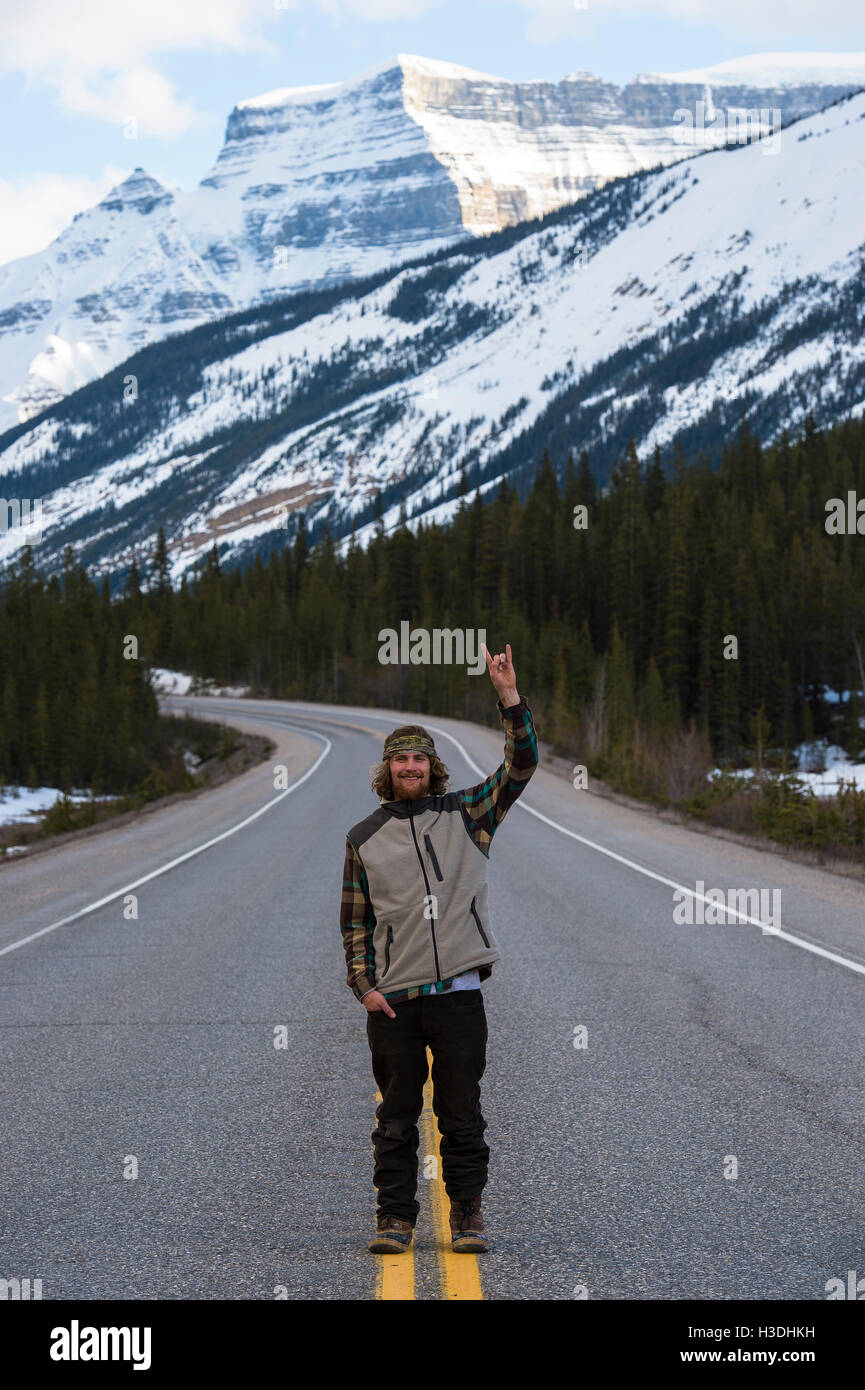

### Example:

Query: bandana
xmin=383 ymin=733 xmax=436 ymax=760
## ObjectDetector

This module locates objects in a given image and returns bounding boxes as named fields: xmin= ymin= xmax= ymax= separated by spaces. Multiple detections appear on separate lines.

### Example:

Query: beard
xmin=392 ymin=771 xmax=430 ymax=799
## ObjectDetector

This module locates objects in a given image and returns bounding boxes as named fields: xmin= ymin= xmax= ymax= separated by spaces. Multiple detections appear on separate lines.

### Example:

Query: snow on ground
xmin=149 ymin=667 xmax=194 ymax=694
xmin=195 ymin=682 xmax=251 ymax=697
xmin=0 ymin=786 xmax=117 ymax=828
xmin=149 ymin=667 xmax=251 ymax=697
xmin=0 ymin=674 xmax=248 ymax=837
xmin=793 ymin=741 xmax=865 ymax=794
xmin=710 ymin=740 xmax=865 ymax=797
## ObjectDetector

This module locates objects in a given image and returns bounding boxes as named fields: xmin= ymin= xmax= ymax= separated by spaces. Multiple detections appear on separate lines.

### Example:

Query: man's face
xmin=389 ymin=751 xmax=431 ymax=799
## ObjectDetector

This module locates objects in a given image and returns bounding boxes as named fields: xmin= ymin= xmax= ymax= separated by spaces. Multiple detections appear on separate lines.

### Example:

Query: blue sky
xmin=1 ymin=0 xmax=862 ymax=264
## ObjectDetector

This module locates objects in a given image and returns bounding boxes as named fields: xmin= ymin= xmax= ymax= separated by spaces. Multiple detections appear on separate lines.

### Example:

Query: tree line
xmin=0 ymin=547 xmax=227 ymax=815
xmin=2 ymin=409 xmax=864 ymax=855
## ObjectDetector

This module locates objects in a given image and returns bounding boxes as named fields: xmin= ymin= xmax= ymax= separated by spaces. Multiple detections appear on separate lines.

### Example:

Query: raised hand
xmin=481 ymin=642 xmax=519 ymax=705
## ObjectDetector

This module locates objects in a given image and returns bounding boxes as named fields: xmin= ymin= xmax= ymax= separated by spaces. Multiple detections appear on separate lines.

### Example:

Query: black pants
xmin=366 ymin=989 xmax=489 ymax=1225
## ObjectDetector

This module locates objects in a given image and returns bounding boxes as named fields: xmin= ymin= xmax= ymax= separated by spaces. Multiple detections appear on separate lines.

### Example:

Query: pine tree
xmin=150 ymin=527 xmax=171 ymax=596
xmin=637 ymin=656 xmax=668 ymax=732
xmin=607 ymin=623 xmax=636 ymax=759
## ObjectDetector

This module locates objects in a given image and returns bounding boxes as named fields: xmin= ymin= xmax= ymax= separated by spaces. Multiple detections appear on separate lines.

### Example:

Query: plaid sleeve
xmin=459 ymin=696 xmax=538 ymax=856
xmin=340 ymin=834 xmax=377 ymax=1002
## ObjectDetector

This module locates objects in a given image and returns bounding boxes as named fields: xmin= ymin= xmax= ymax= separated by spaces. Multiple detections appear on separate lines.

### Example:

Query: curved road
xmin=1 ymin=695 xmax=864 ymax=1300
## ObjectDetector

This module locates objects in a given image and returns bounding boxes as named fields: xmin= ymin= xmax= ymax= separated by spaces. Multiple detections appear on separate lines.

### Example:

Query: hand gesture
xmin=481 ymin=642 xmax=519 ymax=704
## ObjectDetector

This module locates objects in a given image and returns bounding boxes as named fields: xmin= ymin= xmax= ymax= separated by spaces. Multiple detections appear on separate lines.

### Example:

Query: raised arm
xmin=459 ymin=643 xmax=539 ymax=854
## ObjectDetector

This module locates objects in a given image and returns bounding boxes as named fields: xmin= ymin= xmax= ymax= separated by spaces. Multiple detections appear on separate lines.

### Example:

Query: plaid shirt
xmin=340 ymin=696 xmax=538 ymax=1003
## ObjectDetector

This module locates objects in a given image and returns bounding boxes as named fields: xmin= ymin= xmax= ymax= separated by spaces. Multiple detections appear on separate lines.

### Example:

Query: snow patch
xmin=149 ymin=667 xmax=194 ymax=695
xmin=638 ymin=53 xmax=865 ymax=88
xmin=0 ymin=786 xmax=116 ymax=827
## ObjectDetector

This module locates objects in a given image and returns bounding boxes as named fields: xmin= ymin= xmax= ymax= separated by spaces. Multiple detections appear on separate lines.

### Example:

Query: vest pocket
xmin=384 ymin=924 xmax=394 ymax=973
xmin=423 ymin=833 xmax=443 ymax=881
xmin=470 ymin=896 xmax=490 ymax=947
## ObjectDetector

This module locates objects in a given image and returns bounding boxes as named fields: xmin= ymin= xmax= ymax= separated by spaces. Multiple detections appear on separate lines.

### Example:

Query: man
xmin=340 ymin=642 xmax=538 ymax=1254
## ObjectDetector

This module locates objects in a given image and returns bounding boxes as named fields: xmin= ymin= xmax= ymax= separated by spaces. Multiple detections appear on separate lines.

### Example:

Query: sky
xmin=0 ymin=0 xmax=862 ymax=266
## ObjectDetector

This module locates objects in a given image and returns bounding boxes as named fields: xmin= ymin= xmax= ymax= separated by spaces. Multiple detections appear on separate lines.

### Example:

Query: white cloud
xmin=0 ymin=0 xmax=436 ymax=135
xmin=0 ymin=0 xmax=438 ymax=265
xmin=0 ymin=0 xmax=275 ymax=72
xmin=322 ymin=0 xmax=433 ymax=15
xmin=0 ymin=167 xmax=131 ymax=265
xmin=507 ymin=0 xmax=865 ymax=45
xmin=279 ymin=0 xmax=434 ymax=17
xmin=55 ymin=67 xmax=203 ymax=138
xmin=0 ymin=0 xmax=278 ymax=137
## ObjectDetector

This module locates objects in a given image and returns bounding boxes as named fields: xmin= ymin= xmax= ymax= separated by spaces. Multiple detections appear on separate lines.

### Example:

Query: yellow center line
xmin=372 ymin=1086 xmax=416 ymax=1301
xmin=375 ymin=1246 xmax=416 ymax=1300
xmin=421 ymin=1048 xmax=484 ymax=1301
xmin=372 ymin=1052 xmax=484 ymax=1301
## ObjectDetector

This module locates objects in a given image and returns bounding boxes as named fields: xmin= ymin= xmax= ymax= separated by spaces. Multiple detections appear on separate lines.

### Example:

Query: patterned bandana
xmin=383 ymin=733 xmax=436 ymax=760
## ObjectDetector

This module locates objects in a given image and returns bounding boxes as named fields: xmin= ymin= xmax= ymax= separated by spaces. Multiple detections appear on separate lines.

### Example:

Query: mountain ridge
xmin=1 ymin=88 xmax=863 ymax=585
xmin=1 ymin=51 xmax=863 ymax=431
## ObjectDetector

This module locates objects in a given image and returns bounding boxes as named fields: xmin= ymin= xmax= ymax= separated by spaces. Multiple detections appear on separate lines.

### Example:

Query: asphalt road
xmin=2 ymin=694 xmax=864 ymax=1301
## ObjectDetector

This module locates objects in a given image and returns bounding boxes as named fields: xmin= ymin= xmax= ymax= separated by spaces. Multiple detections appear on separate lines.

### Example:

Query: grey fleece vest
xmin=348 ymin=792 xmax=499 ymax=995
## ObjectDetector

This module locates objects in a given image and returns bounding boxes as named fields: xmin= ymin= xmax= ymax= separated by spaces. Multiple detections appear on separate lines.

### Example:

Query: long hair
xmin=370 ymin=723 xmax=451 ymax=801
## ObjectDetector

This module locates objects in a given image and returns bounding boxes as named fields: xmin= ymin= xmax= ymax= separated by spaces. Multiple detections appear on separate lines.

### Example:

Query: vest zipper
xmin=470 ymin=896 xmax=490 ymax=947
xmin=410 ymin=804 xmax=441 ymax=980
xmin=423 ymin=832 xmax=443 ymax=881
xmin=384 ymin=924 xmax=393 ymax=973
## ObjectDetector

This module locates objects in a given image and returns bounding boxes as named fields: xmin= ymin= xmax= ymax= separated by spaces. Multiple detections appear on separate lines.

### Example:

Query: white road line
xmin=0 ymin=734 xmax=331 ymax=958
xmin=417 ymin=722 xmax=865 ymax=980
xmin=11 ymin=692 xmax=860 ymax=982
xmin=233 ymin=704 xmax=865 ymax=978
xmin=184 ymin=702 xmax=865 ymax=977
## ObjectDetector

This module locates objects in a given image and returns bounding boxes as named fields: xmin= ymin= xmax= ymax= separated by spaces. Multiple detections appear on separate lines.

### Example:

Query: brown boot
xmin=368 ymin=1214 xmax=413 ymax=1254
xmin=449 ymin=1194 xmax=489 ymax=1253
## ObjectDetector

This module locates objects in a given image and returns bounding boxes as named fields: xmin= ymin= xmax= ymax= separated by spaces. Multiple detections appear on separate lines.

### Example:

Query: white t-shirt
xmin=361 ymin=968 xmax=481 ymax=1002
xmin=430 ymin=969 xmax=481 ymax=994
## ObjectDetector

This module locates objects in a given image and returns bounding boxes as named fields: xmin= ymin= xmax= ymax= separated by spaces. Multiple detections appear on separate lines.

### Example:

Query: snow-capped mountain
xmin=0 ymin=169 xmax=234 ymax=429
xmin=1 ymin=88 xmax=864 ymax=583
xmin=1 ymin=51 xmax=863 ymax=432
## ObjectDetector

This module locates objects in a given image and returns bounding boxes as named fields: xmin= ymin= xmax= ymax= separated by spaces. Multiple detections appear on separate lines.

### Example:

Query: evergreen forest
xmin=2 ymin=411 xmax=864 ymax=856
